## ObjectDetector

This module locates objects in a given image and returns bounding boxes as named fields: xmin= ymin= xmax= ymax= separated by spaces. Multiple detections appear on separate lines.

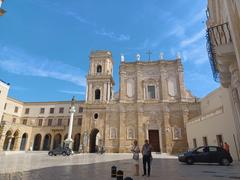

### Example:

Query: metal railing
xmin=207 ymin=22 xmax=232 ymax=46
xmin=206 ymin=28 xmax=220 ymax=82
xmin=206 ymin=22 xmax=232 ymax=82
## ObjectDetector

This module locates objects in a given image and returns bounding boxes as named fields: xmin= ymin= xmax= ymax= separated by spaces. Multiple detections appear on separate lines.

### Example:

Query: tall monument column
xmin=64 ymin=96 xmax=76 ymax=149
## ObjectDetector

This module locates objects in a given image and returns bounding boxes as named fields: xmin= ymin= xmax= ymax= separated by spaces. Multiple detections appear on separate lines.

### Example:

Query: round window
xmin=94 ymin=113 xmax=99 ymax=119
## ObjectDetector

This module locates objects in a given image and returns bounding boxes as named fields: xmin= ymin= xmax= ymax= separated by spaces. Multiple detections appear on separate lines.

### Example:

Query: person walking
xmin=224 ymin=142 xmax=230 ymax=153
xmin=131 ymin=140 xmax=140 ymax=176
xmin=142 ymin=139 xmax=152 ymax=177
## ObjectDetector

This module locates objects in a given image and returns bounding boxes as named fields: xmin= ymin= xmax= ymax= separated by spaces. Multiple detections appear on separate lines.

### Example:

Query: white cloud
xmin=96 ymin=29 xmax=130 ymax=42
xmin=66 ymin=11 xmax=96 ymax=26
xmin=180 ymin=29 xmax=206 ymax=47
xmin=59 ymin=90 xmax=85 ymax=95
xmin=0 ymin=46 xmax=86 ymax=87
xmin=167 ymin=25 xmax=186 ymax=38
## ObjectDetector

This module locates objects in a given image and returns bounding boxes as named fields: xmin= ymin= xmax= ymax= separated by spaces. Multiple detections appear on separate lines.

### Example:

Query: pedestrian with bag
xmin=131 ymin=140 xmax=140 ymax=176
xmin=142 ymin=139 xmax=152 ymax=177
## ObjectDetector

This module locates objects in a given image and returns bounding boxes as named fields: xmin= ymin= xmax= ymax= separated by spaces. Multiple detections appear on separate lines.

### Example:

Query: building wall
xmin=0 ymin=81 xmax=10 ymax=123
xmin=83 ymin=52 xmax=200 ymax=154
xmin=207 ymin=0 xmax=240 ymax=153
xmin=187 ymin=87 xmax=240 ymax=160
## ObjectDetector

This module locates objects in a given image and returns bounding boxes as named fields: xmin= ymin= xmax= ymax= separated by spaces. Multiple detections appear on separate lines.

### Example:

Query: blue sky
xmin=0 ymin=0 xmax=219 ymax=102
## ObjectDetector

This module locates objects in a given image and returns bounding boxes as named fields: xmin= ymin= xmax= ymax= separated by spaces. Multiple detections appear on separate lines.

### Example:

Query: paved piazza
xmin=0 ymin=153 xmax=239 ymax=180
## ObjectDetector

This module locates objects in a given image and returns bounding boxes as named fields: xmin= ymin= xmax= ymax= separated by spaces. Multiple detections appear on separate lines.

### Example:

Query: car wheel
xmin=220 ymin=158 xmax=230 ymax=166
xmin=62 ymin=152 xmax=67 ymax=156
xmin=48 ymin=152 xmax=53 ymax=156
xmin=54 ymin=154 xmax=57 ymax=156
xmin=186 ymin=158 xmax=194 ymax=165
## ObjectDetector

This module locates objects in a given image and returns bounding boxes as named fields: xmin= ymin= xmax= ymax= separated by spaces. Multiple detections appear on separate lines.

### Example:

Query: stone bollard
xmin=124 ymin=177 xmax=133 ymax=180
xmin=111 ymin=166 xmax=117 ymax=178
xmin=116 ymin=170 xmax=124 ymax=180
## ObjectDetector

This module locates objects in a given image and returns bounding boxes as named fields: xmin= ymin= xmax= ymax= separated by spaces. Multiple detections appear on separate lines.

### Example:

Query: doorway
xmin=33 ymin=134 xmax=42 ymax=150
xmin=89 ymin=129 xmax=99 ymax=153
xmin=20 ymin=133 xmax=28 ymax=151
xmin=148 ymin=130 xmax=160 ymax=152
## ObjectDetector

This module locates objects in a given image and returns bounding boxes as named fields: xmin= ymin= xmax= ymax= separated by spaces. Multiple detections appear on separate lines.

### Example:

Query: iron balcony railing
xmin=206 ymin=28 xmax=219 ymax=82
xmin=206 ymin=22 xmax=232 ymax=82
xmin=208 ymin=23 xmax=232 ymax=46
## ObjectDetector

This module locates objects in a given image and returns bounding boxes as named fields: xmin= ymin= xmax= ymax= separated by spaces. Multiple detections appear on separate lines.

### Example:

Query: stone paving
xmin=0 ymin=152 xmax=239 ymax=180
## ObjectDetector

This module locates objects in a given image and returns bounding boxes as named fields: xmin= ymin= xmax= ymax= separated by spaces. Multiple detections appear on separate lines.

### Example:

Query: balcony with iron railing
xmin=206 ymin=22 xmax=235 ymax=87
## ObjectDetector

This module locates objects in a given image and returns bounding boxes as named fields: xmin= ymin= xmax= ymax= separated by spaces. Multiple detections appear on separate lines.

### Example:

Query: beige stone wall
xmin=0 ymin=81 xmax=9 ymax=123
xmin=82 ymin=58 xmax=200 ymax=154
xmin=0 ymin=100 xmax=83 ymax=152
xmin=187 ymin=87 xmax=240 ymax=160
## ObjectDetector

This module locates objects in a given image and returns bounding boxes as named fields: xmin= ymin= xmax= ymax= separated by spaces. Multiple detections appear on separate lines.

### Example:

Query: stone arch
xmin=53 ymin=133 xmax=62 ymax=149
xmin=3 ymin=130 xmax=13 ymax=151
xmin=89 ymin=129 xmax=99 ymax=153
xmin=95 ymin=89 xmax=101 ymax=100
xmin=20 ymin=133 xmax=28 ymax=151
xmin=42 ymin=134 xmax=51 ymax=150
xmin=73 ymin=133 xmax=81 ymax=151
xmin=33 ymin=134 xmax=42 ymax=151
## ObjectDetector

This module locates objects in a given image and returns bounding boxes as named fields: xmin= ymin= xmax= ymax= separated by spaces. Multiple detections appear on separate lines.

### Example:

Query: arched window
xmin=97 ymin=65 xmax=102 ymax=73
xmin=95 ymin=89 xmax=101 ymax=100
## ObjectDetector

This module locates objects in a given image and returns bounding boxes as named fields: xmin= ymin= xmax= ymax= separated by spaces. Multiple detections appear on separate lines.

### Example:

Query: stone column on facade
xmin=137 ymin=69 xmax=143 ymax=102
xmin=118 ymin=106 xmax=126 ymax=152
xmin=111 ymin=85 xmax=114 ymax=100
xmin=182 ymin=108 xmax=189 ymax=127
xmin=119 ymin=72 xmax=125 ymax=102
xmin=177 ymin=62 xmax=186 ymax=100
xmin=163 ymin=107 xmax=171 ymax=154
xmin=91 ymin=62 xmax=94 ymax=75
xmin=85 ymin=83 xmax=88 ymax=102
xmin=6 ymin=136 xmax=13 ymax=151
xmin=137 ymin=106 xmax=145 ymax=147
xmin=107 ymin=82 xmax=111 ymax=101
xmin=0 ymin=134 xmax=5 ymax=152
xmin=14 ymin=136 xmax=22 ymax=151
xmin=89 ymin=83 xmax=92 ymax=103
xmin=181 ymin=108 xmax=190 ymax=151
xmin=103 ymin=83 xmax=107 ymax=102
xmin=160 ymin=69 xmax=168 ymax=101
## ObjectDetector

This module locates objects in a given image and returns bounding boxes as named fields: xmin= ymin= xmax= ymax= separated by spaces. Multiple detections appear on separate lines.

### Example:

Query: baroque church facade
xmin=0 ymin=50 xmax=200 ymax=154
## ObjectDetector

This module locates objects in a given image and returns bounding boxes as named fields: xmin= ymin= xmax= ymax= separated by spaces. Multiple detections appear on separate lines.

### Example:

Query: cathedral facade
xmin=0 ymin=50 xmax=200 ymax=154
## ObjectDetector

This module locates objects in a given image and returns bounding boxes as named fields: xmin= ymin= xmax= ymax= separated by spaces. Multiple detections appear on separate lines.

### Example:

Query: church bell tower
xmin=86 ymin=50 xmax=115 ymax=104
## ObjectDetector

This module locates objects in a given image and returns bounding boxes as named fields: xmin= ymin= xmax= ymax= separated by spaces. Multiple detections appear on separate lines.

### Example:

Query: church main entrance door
xmin=148 ymin=130 xmax=160 ymax=152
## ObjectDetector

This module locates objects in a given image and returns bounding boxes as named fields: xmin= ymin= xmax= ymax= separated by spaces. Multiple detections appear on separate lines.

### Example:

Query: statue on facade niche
xmin=160 ymin=52 xmax=164 ymax=60
xmin=176 ymin=52 xmax=181 ymax=59
xmin=121 ymin=53 xmax=125 ymax=62
xmin=136 ymin=53 xmax=141 ymax=61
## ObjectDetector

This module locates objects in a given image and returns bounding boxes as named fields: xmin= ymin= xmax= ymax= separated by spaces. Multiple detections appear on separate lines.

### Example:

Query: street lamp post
xmin=0 ymin=0 xmax=6 ymax=16
xmin=64 ymin=96 xmax=76 ymax=150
